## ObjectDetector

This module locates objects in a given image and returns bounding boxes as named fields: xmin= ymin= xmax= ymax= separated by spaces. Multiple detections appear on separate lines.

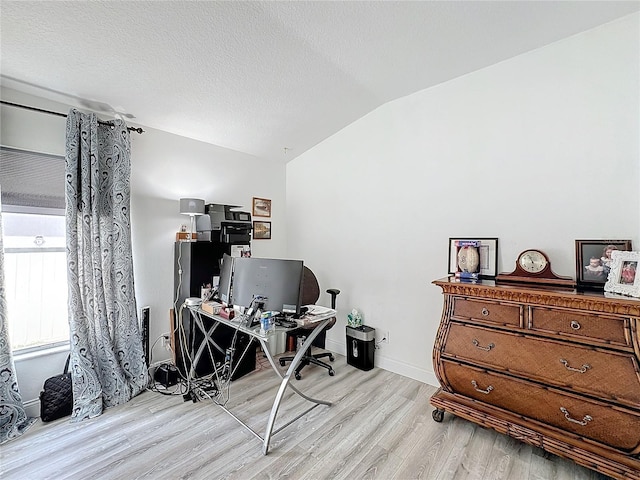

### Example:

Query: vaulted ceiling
xmin=1 ymin=1 xmax=638 ymax=162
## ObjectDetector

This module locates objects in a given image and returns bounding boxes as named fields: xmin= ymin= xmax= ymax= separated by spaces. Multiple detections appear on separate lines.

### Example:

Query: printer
xmin=196 ymin=204 xmax=252 ymax=244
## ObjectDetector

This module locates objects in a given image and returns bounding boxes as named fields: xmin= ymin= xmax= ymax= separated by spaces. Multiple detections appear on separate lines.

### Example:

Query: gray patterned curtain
xmin=0 ymin=192 xmax=36 ymax=443
xmin=65 ymin=109 xmax=149 ymax=421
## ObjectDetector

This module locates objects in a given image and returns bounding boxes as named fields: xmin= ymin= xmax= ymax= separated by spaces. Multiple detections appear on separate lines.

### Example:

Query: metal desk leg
xmin=261 ymin=318 xmax=333 ymax=454
xmin=189 ymin=312 xmax=223 ymax=380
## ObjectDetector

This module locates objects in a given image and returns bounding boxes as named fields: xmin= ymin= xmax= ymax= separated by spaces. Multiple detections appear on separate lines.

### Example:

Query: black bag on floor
xmin=39 ymin=355 xmax=73 ymax=422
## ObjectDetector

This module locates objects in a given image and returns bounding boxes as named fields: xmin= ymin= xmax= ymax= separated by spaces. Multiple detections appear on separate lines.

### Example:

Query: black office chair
xmin=279 ymin=266 xmax=339 ymax=380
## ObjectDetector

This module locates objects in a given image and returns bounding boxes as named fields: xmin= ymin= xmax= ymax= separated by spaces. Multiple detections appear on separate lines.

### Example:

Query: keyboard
xmin=275 ymin=318 xmax=298 ymax=328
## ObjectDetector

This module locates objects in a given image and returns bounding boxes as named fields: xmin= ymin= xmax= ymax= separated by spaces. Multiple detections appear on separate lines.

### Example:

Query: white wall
xmin=128 ymin=123 xmax=287 ymax=367
xmin=3 ymin=13 xmax=639 ymax=414
xmin=286 ymin=14 xmax=640 ymax=385
xmin=1 ymin=87 xmax=287 ymax=414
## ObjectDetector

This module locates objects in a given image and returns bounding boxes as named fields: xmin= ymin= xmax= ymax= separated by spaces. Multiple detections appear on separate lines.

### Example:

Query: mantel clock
xmin=496 ymin=249 xmax=575 ymax=288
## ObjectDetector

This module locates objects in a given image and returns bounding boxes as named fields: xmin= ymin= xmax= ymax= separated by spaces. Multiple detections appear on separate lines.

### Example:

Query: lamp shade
xmin=179 ymin=198 xmax=205 ymax=216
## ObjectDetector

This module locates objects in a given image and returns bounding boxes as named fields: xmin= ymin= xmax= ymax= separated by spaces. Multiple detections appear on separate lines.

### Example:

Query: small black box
xmin=346 ymin=325 xmax=375 ymax=371
xmin=154 ymin=364 xmax=179 ymax=387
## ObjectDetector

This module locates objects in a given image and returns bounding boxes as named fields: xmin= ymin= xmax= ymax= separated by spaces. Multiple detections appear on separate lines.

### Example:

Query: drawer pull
xmin=560 ymin=407 xmax=593 ymax=426
xmin=570 ymin=320 xmax=581 ymax=330
xmin=471 ymin=380 xmax=494 ymax=394
xmin=481 ymin=308 xmax=489 ymax=316
xmin=472 ymin=339 xmax=495 ymax=351
xmin=560 ymin=359 xmax=591 ymax=374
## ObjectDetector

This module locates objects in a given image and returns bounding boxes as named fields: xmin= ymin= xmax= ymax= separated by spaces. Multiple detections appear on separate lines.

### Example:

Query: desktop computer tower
xmin=346 ymin=325 xmax=375 ymax=371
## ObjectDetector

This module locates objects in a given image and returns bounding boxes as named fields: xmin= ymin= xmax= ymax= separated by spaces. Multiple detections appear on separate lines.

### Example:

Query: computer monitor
xmin=217 ymin=253 xmax=234 ymax=305
xmin=231 ymin=257 xmax=304 ymax=314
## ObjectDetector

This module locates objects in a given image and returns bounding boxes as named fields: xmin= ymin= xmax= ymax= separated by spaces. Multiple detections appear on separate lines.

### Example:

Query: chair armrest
xmin=326 ymin=288 xmax=340 ymax=309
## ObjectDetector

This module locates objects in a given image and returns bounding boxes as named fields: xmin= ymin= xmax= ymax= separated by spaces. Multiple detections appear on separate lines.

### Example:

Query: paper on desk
xmin=296 ymin=317 xmax=323 ymax=327
xmin=305 ymin=305 xmax=333 ymax=315
xmin=295 ymin=306 xmax=336 ymax=327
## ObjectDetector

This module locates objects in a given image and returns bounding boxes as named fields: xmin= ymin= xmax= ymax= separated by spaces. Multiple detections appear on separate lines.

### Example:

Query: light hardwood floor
xmin=1 ymin=352 xmax=612 ymax=480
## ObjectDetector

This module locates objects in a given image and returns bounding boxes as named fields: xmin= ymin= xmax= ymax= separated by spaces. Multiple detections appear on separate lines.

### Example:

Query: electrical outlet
xmin=161 ymin=333 xmax=170 ymax=349
xmin=376 ymin=330 xmax=390 ymax=345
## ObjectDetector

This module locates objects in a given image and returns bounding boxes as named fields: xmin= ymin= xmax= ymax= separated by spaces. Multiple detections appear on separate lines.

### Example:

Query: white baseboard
xmin=325 ymin=338 xmax=440 ymax=388
xmin=23 ymin=398 xmax=40 ymax=419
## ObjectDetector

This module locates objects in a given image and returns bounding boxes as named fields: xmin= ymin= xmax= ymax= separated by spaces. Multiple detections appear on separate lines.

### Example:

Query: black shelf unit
xmin=173 ymin=241 xmax=256 ymax=379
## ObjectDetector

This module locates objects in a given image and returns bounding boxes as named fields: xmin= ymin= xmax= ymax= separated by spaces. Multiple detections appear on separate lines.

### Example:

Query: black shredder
xmin=346 ymin=325 xmax=375 ymax=371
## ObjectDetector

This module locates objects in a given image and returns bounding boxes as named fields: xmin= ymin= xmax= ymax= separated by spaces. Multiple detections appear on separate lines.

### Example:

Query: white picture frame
xmin=604 ymin=250 xmax=640 ymax=298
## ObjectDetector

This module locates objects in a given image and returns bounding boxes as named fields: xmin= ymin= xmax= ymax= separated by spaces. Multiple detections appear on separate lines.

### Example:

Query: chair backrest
xmin=299 ymin=266 xmax=338 ymax=346
xmin=300 ymin=266 xmax=320 ymax=306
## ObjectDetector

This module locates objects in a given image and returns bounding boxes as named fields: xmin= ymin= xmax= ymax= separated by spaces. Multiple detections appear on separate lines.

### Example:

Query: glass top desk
xmin=184 ymin=303 xmax=336 ymax=455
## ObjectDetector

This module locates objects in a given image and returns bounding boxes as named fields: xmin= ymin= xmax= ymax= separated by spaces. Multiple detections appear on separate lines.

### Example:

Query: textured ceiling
xmin=1 ymin=1 xmax=638 ymax=162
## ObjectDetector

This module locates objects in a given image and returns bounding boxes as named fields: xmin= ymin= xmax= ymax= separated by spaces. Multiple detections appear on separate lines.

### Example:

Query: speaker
xmin=141 ymin=306 xmax=150 ymax=366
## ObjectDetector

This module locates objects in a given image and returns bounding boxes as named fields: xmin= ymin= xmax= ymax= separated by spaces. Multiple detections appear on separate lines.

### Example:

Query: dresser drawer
xmin=441 ymin=360 xmax=640 ymax=452
xmin=452 ymin=298 xmax=521 ymax=327
xmin=529 ymin=307 xmax=628 ymax=347
xmin=442 ymin=323 xmax=640 ymax=408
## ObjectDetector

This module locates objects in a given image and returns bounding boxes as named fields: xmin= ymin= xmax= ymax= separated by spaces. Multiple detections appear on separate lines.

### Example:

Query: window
xmin=1 ymin=146 xmax=68 ymax=352
xmin=3 ymin=208 xmax=69 ymax=351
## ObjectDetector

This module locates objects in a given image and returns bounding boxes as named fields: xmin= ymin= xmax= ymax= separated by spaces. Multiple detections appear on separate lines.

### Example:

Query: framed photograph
xmin=575 ymin=240 xmax=632 ymax=290
xmin=252 ymin=197 xmax=271 ymax=217
xmin=448 ymin=238 xmax=498 ymax=279
xmin=604 ymin=250 xmax=640 ymax=298
xmin=253 ymin=221 xmax=271 ymax=240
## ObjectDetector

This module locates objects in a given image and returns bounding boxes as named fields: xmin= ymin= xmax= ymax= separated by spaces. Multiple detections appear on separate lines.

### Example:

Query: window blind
xmin=0 ymin=146 xmax=65 ymax=209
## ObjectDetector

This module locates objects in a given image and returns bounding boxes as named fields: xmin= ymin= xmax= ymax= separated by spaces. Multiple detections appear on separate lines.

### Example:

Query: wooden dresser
xmin=431 ymin=277 xmax=640 ymax=480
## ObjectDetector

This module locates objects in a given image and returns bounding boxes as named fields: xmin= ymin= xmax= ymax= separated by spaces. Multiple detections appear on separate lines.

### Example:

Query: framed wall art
xmin=575 ymin=239 xmax=632 ymax=290
xmin=253 ymin=221 xmax=271 ymax=240
xmin=604 ymin=250 xmax=640 ymax=298
xmin=252 ymin=197 xmax=271 ymax=217
xmin=448 ymin=237 xmax=498 ymax=279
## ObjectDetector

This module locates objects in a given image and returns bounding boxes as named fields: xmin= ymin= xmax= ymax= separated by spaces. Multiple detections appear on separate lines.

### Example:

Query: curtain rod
xmin=0 ymin=100 xmax=144 ymax=134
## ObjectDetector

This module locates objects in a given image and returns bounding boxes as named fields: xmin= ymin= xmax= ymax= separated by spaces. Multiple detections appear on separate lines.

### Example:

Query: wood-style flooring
xmin=1 ymin=352 xmax=612 ymax=479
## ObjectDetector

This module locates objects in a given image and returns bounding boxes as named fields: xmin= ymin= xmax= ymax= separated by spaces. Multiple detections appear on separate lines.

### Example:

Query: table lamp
xmin=179 ymin=198 xmax=205 ymax=241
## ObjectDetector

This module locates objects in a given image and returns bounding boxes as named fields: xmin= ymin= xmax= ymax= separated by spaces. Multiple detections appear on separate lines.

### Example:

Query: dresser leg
xmin=432 ymin=408 xmax=445 ymax=422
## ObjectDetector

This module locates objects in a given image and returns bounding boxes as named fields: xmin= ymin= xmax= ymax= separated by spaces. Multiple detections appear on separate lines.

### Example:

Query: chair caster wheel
xmin=279 ymin=360 xmax=285 ymax=367
xmin=328 ymin=369 xmax=335 ymax=376
xmin=329 ymin=355 xmax=335 ymax=362
xmin=295 ymin=373 xmax=302 ymax=380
